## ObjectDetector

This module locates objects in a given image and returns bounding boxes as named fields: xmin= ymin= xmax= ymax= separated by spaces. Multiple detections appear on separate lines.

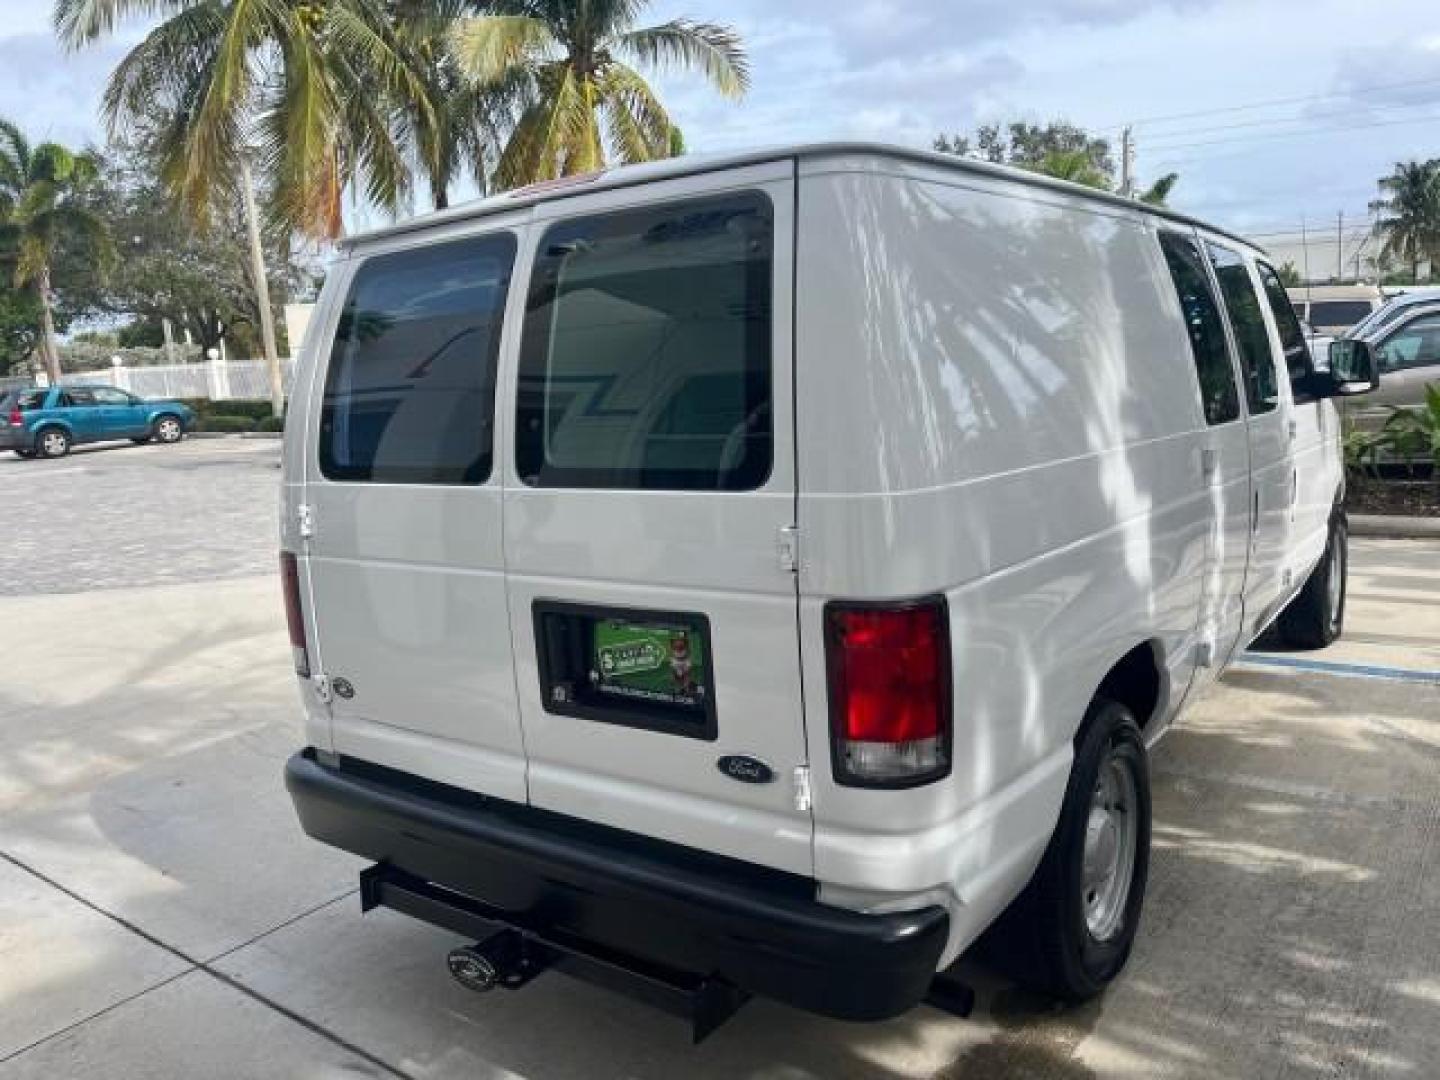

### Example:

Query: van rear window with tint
xmin=320 ymin=234 xmax=515 ymax=484
xmin=516 ymin=192 xmax=773 ymax=490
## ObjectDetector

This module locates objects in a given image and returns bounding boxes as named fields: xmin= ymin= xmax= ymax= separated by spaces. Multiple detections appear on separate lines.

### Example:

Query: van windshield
xmin=516 ymin=192 xmax=774 ymax=491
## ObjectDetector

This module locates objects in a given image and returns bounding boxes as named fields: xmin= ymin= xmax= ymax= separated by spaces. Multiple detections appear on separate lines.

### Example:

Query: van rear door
xmin=499 ymin=164 xmax=813 ymax=875
xmin=301 ymin=223 xmax=531 ymax=802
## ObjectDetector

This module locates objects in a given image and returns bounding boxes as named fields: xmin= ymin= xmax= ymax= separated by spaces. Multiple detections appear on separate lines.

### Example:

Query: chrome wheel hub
xmin=42 ymin=432 xmax=65 ymax=455
xmin=159 ymin=419 xmax=180 ymax=442
xmin=1082 ymin=752 xmax=1138 ymax=942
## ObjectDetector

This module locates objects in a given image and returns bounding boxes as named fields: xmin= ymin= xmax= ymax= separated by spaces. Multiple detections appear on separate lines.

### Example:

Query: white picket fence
xmin=55 ymin=358 xmax=298 ymax=401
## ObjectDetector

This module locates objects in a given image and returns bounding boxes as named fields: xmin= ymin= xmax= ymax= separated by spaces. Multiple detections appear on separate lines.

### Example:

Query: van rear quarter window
xmin=1158 ymin=231 xmax=1241 ymax=425
xmin=516 ymin=192 xmax=773 ymax=491
xmin=320 ymin=233 xmax=516 ymax=484
xmin=1206 ymin=242 xmax=1280 ymax=415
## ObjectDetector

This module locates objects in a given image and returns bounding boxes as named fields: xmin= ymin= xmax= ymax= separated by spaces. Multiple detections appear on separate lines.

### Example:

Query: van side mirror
xmin=1318 ymin=339 xmax=1380 ymax=397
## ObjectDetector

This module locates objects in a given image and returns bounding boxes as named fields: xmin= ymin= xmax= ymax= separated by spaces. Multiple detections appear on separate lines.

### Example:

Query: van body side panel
xmin=301 ymin=223 xmax=531 ymax=804
xmin=794 ymin=159 xmax=1213 ymax=958
xmin=498 ymin=164 xmax=814 ymax=876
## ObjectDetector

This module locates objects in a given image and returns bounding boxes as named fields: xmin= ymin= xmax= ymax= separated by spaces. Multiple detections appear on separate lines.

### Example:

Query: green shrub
xmin=199 ymin=414 xmax=258 ymax=433
xmin=255 ymin=414 xmax=285 ymax=432
xmin=177 ymin=398 xmax=277 ymax=421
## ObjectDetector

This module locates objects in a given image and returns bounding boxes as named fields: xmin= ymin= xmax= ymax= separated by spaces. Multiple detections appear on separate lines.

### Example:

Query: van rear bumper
xmin=285 ymin=749 xmax=949 ymax=1021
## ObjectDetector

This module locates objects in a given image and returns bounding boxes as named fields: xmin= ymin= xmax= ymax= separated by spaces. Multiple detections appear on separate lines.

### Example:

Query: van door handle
xmin=1252 ymin=490 xmax=1260 ymax=535
xmin=1200 ymin=447 xmax=1218 ymax=479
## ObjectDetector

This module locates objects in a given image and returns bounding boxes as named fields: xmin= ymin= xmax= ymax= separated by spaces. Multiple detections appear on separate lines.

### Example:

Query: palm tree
xmin=388 ymin=0 xmax=525 ymax=209
xmin=0 ymin=120 xmax=111 ymax=384
xmin=450 ymin=0 xmax=748 ymax=190
xmin=1139 ymin=172 xmax=1178 ymax=207
xmin=54 ymin=0 xmax=436 ymax=239
xmin=1371 ymin=160 xmax=1440 ymax=283
xmin=1033 ymin=148 xmax=1110 ymax=190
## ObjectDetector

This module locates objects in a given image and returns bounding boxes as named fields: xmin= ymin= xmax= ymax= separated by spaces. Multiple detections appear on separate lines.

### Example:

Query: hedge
xmin=177 ymin=398 xmax=277 ymax=421
xmin=197 ymin=414 xmax=258 ymax=433
xmin=255 ymin=415 xmax=285 ymax=432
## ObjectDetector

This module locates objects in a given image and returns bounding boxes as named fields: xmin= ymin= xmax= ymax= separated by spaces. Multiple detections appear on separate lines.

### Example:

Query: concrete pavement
xmin=1 ymin=442 xmax=1436 ymax=1078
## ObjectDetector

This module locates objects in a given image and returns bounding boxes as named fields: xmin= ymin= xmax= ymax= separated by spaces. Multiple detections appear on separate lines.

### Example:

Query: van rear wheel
xmin=1275 ymin=513 xmax=1346 ymax=649
xmin=983 ymin=699 xmax=1151 ymax=1001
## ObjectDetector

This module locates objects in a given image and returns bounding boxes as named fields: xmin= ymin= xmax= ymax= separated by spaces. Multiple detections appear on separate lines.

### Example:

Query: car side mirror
xmin=1320 ymin=339 xmax=1380 ymax=396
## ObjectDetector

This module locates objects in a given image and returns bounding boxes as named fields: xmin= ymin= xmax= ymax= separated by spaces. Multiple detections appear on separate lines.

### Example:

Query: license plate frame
xmin=532 ymin=600 xmax=718 ymax=741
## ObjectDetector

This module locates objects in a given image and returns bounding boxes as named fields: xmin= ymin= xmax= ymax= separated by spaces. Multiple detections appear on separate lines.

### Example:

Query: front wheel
xmin=986 ymin=699 xmax=1151 ymax=1001
xmin=152 ymin=415 xmax=184 ymax=444
xmin=1275 ymin=513 xmax=1347 ymax=649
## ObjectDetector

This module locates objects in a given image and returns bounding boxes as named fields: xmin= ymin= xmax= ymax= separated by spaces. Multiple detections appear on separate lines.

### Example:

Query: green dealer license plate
xmin=592 ymin=619 xmax=708 ymax=709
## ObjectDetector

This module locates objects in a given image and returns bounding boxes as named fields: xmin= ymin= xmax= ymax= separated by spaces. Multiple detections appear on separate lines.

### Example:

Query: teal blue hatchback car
xmin=2 ymin=385 xmax=195 ymax=459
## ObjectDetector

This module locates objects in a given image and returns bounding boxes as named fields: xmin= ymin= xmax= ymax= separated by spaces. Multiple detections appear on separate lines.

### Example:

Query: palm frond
xmin=619 ymin=19 xmax=749 ymax=97
xmin=99 ymin=3 xmax=228 ymax=142
xmin=0 ymin=118 xmax=31 ymax=191
xmin=599 ymin=63 xmax=672 ymax=164
xmin=53 ymin=0 xmax=193 ymax=49
xmin=451 ymin=15 xmax=555 ymax=86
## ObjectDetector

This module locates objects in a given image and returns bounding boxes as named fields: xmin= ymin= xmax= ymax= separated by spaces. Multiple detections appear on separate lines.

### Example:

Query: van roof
xmin=342 ymin=140 xmax=1262 ymax=254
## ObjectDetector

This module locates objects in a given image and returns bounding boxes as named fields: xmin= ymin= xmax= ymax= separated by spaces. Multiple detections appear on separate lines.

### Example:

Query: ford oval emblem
xmin=717 ymin=755 xmax=775 ymax=784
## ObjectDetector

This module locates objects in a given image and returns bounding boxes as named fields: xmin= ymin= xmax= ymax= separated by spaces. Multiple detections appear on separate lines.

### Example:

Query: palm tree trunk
xmin=239 ymin=157 xmax=285 ymax=418
xmin=35 ymin=266 xmax=62 ymax=386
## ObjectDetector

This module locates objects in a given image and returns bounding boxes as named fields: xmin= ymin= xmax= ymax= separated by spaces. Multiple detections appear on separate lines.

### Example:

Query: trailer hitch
xmin=361 ymin=863 xmax=748 ymax=1043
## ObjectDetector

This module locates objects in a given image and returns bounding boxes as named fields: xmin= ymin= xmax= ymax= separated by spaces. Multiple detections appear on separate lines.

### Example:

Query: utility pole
xmin=239 ymin=156 xmax=285 ymax=417
xmin=1301 ymin=214 xmax=1312 ymax=294
xmin=1336 ymin=211 xmax=1344 ymax=282
xmin=1119 ymin=126 xmax=1135 ymax=199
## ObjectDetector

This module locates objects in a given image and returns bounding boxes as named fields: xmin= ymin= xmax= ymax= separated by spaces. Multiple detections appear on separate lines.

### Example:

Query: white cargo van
xmin=282 ymin=143 xmax=1378 ymax=1037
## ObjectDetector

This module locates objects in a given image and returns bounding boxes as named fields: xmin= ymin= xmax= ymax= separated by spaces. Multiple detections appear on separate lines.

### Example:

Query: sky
xmin=1 ymin=0 xmax=1438 ymax=269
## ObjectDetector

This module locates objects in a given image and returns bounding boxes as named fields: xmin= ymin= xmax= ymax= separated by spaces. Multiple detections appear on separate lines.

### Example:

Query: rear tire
xmin=153 ymin=415 xmax=184 ymax=444
xmin=36 ymin=426 xmax=70 ymax=459
xmin=983 ymin=699 xmax=1151 ymax=1001
xmin=1276 ymin=513 xmax=1346 ymax=650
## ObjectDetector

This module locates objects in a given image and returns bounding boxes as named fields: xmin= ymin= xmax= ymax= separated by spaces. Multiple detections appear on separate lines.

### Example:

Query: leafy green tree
xmin=0 ymin=282 xmax=43 ymax=375
xmin=450 ymin=0 xmax=748 ymax=189
xmin=54 ymin=0 xmax=436 ymax=239
xmin=1370 ymin=160 xmax=1440 ymax=284
xmin=935 ymin=120 xmax=1179 ymax=204
xmin=0 ymin=120 xmax=111 ymax=383
xmin=65 ymin=148 xmax=317 ymax=357
xmin=1275 ymin=261 xmax=1303 ymax=288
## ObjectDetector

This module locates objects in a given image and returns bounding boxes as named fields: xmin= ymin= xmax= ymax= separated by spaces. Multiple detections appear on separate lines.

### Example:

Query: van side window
xmin=1206 ymin=243 xmax=1279 ymax=415
xmin=1255 ymin=261 xmax=1313 ymax=384
xmin=1157 ymin=232 xmax=1241 ymax=425
xmin=320 ymin=233 xmax=516 ymax=484
xmin=516 ymin=192 xmax=773 ymax=490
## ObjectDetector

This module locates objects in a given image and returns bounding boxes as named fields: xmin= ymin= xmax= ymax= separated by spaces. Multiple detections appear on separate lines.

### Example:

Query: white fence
xmin=55 ymin=358 xmax=298 ymax=401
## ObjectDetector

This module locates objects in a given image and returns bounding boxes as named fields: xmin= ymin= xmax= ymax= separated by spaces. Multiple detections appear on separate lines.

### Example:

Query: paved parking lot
xmin=1 ymin=439 xmax=1437 ymax=1079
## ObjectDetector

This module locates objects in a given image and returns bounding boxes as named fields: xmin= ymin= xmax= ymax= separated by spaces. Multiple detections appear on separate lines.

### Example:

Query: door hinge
xmin=792 ymin=765 xmax=812 ymax=813
xmin=777 ymin=524 xmax=799 ymax=573
xmin=297 ymin=503 xmax=315 ymax=540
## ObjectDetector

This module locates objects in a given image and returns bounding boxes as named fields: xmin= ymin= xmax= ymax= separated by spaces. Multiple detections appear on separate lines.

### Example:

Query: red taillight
xmin=825 ymin=598 xmax=951 ymax=787
xmin=6 ymin=408 xmax=20 ymax=427
xmin=280 ymin=552 xmax=310 ymax=677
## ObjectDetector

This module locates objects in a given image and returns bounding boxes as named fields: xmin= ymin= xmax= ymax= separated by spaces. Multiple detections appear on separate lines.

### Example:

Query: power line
xmin=1140 ymin=98 xmax=1440 ymax=148
xmin=1101 ymin=73 xmax=1440 ymax=131
xmin=1142 ymin=110 xmax=1440 ymax=154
